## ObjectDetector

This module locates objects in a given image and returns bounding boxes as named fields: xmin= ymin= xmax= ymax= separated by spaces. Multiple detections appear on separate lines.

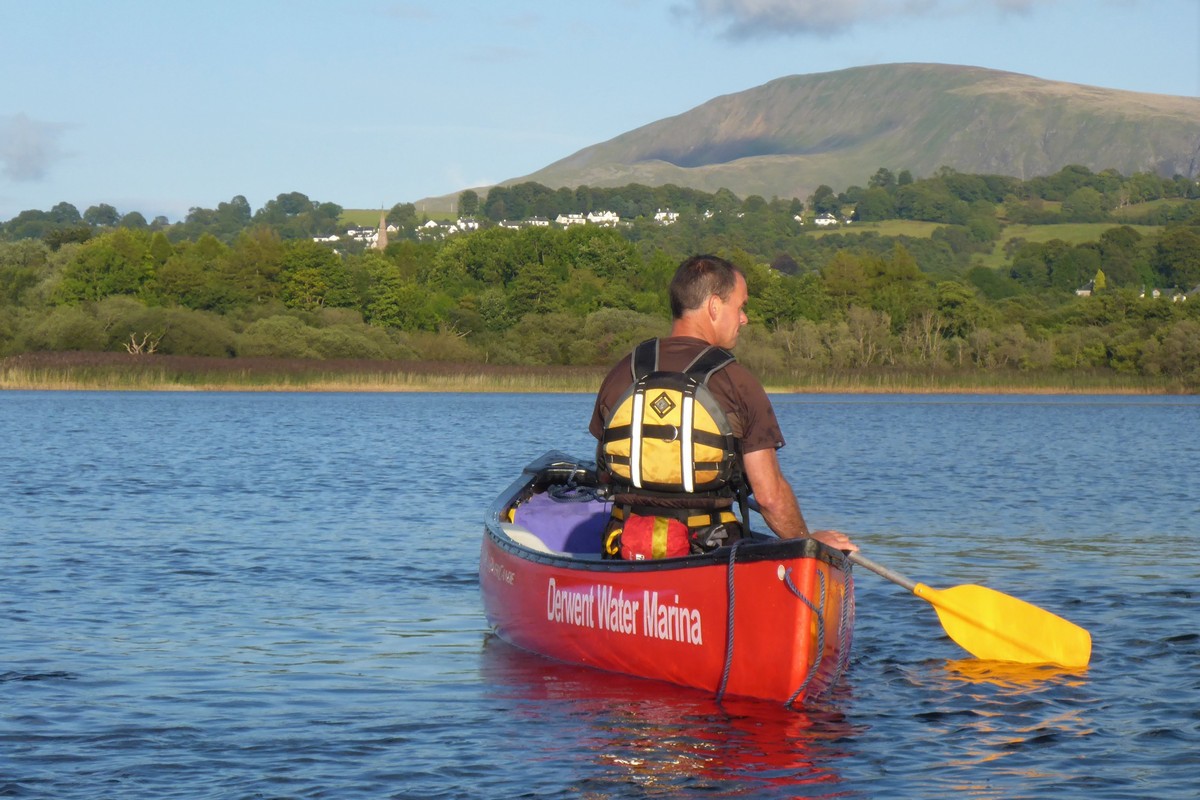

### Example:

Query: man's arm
xmin=742 ymin=448 xmax=857 ymax=551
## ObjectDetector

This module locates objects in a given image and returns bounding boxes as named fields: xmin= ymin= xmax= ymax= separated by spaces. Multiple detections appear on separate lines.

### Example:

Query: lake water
xmin=2 ymin=390 xmax=1197 ymax=799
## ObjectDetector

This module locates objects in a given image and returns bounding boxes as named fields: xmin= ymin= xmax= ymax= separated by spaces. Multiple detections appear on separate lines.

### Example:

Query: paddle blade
xmin=914 ymin=583 xmax=1092 ymax=668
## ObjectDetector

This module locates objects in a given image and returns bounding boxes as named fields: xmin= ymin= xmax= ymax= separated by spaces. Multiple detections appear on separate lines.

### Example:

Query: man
xmin=590 ymin=254 xmax=856 ymax=553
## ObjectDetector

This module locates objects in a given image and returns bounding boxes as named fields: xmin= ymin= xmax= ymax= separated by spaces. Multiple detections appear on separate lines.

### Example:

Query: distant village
xmin=314 ymin=209 xmax=1192 ymax=304
xmin=315 ymin=208 xmax=850 ymax=249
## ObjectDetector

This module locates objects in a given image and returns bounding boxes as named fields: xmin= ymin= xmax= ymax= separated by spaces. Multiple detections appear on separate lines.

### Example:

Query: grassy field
xmin=974 ymin=222 xmax=1163 ymax=269
xmin=806 ymin=220 xmax=945 ymax=239
xmin=339 ymin=209 xmax=388 ymax=228
xmin=341 ymin=208 xmax=459 ymax=228
xmin=1110 ymin=198 xmax=1192 ymax=220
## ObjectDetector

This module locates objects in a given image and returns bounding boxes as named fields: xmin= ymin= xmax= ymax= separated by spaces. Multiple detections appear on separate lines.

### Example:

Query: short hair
xmin=669 ymin=255 xmax=742 ymax=319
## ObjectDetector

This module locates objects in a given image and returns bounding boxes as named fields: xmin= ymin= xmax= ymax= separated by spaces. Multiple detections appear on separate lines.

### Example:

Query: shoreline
xmin=1 ymin=352 xmax=1191 ymax=395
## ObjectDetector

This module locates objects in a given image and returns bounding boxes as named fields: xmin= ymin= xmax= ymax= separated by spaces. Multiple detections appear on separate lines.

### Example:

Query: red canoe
xmin=479 ymin=451 xmax=855 ymax=707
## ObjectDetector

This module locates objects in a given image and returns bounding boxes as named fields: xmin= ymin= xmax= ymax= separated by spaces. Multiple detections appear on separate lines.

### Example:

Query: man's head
xmin=668 ymin=254 xmax=748 ymax=349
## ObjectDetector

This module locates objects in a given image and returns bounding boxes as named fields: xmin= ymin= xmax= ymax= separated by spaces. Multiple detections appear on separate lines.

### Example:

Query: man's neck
xmin=669 ymin=315 xmax=716 ymax=344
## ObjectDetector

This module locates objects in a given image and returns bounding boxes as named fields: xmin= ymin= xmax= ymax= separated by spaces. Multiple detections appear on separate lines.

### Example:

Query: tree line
xmin=1 ymin=165 xmax=1198 ymax=386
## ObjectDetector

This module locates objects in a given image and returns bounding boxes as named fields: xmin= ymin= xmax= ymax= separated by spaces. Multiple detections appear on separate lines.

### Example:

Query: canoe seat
xmin=511 ymin=489 xmax=611 ymax=554
xmin=500 ymin=522 xmax=561 ymax=554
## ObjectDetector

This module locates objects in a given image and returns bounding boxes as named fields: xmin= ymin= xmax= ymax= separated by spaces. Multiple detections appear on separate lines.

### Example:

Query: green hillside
xmin=476 ymin=64 xmax=1200 ymax=210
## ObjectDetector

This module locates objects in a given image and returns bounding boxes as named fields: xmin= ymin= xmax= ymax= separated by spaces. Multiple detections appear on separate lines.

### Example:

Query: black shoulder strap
xmin=631 ymin=340 xmax=735 ymax=384
xmin=683 ymin=346 xmax=736 ymax=385
xmin=630 ymin=338 xmax=659 ymax=381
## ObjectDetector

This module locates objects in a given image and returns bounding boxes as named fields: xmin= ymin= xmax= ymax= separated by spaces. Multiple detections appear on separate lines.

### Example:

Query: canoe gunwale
xmin=485 ymin=449 xmax=848 ymax=572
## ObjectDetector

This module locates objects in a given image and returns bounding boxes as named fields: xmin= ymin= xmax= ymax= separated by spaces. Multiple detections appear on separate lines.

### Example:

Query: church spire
xmin=373 ymin=210 xmax=388 ymax=250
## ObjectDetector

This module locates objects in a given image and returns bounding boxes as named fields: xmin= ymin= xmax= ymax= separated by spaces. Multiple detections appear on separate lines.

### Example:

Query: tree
xmin=866 ymin=244 xmax=933 ymax=330
xmin=0 ymin=239 xmax=50 ymax=306
xmin=845 ymin=305 xmax=893 ymax=366
xmin=820 ymin=251 xmax=869 ymax=305
xmin=1062 ymin=187 xmax=1108 ymax=222
xmin=742 ymin=195 xmax=768 ymax=214
xmin=278 ymin=240 xmax=356 ymax=310
xmin=49 ymin=202 xmax=82 ymax=225
xmin=754 ymin=273 xmax=799 ymax=329
xmin=458 ymin=189 xmax=480 ymax=217
xmin=56 ymin=228 xmax=153 ymax=303
xmin=148 ymin=231 xmax=174 ymax=265
xmin=854 ymin=188 xmax=895 ymax=221
xmin=119 ymin=211 xmax=149 ymax=229
xmin=483 ymin=187 xmax=509 ymax=222
xmin=24 ymin=306 xmax=106 ymax=351
xmin=936 ymin=281 xmax=985 ymax=339
xmin=1151 ymin=228 xmax=1200 ymax=289
xmin=44 ymin=226 xmax=92 ymax=250
xmin=1149 ymin=320 xmax=1200 ymax=379
xmin=368 ymin=275 xmax=440 ymax=330
xmin=84 ymin=204 xmax=120 ymax=227
xmin=868 ymin=168 xmax=896 ymax=190
xmin=507 ymin=261 xmax=561 ymax=318
xmin=252 ymin=192 xmax=341 ymax=239
xmin=150 ymin=234 xmax=238 ymax=311
xmin=225 ymin=226 xmax=286 ymax=304
xmin=3 ymin=203 xmax=83 ymax=242
xmin=809 ymin=185 xmax=839 ymax=216
xmin=216 ymin=195 xmax=253 ymax=233
xmin=387 ymin=202 xmax=418 ymax=230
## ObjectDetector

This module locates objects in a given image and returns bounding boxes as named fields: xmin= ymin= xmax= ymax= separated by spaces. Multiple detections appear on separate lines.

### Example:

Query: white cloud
xmin=677 ymin=0 xmax=1069 ymax=38
xmin=0 ymin=113 xmax=69 ymax=182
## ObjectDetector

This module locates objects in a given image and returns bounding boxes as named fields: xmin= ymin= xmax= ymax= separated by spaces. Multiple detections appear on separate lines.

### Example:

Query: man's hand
xmin=810 ymin=529 xmax=858 ymax=552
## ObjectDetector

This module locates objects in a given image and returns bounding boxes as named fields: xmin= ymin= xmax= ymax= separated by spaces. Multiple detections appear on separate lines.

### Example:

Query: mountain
xmin=451 ymin=63 xmax=1200 ymax=206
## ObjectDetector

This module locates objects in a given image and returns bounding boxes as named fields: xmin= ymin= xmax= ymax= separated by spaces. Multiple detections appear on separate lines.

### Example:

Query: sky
xmin=1 ymin=0 xmax=1197 ymax=223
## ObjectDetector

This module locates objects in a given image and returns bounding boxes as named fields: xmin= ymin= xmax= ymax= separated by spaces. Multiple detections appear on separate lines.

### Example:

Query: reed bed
xmin=766 ymin=368 xmax=1184 ymax=395
xmin=0 ymin=352 xmax=1188 ymax=394
xmin=0 ymin=352 xmax=606 ymax=393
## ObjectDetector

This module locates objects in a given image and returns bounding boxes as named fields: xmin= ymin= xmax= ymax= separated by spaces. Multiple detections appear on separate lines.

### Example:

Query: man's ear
xmin=706 ymin=294 xmax=721 ymax=320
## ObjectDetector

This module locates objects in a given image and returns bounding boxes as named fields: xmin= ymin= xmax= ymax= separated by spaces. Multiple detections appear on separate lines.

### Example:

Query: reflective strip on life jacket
xmin=629 ymin=389 xmax=646 ymax=489
xmin=680 ymin=392 xmax=695 ymax=493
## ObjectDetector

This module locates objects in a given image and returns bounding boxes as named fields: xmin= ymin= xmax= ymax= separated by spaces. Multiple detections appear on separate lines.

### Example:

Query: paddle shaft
xmin=848 ymin=552 xmax=918 ymax=592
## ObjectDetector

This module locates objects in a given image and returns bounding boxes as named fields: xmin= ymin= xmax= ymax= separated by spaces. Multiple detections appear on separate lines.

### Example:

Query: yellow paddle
xmin=849 ymin=552 xmax=1092 ymax=668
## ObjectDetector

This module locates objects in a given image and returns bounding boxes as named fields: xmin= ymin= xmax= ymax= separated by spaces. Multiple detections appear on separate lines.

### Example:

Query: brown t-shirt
xmin=589 ymin=336 xmax=785 ymax=454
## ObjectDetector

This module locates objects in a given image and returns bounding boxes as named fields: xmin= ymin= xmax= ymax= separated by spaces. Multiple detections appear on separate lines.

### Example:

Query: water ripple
xmin=1 ymin=392 xmax=1196 ymax=799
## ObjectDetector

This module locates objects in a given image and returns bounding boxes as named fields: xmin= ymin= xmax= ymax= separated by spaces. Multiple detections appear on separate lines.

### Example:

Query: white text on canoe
xmin=545 ymin=579 xmax=703 ymax=645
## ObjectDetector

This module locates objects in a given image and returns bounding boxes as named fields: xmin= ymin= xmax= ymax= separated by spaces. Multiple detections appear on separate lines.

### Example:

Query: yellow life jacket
xmin=599 ymin=339 xmax=741 ymax=497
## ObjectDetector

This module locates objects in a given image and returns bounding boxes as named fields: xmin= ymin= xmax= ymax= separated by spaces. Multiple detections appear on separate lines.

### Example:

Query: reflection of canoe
xmin=479 ymin=451 xmax=855 ymax=707
xmin=478 ymin=634 xmax=859 ymax=792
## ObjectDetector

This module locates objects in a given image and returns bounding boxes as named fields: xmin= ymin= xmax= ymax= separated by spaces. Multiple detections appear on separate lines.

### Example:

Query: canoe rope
xmin=716 ymin=548 xmax=854 ymax=708
xmin=783 ymin=568 xmax=826 ymax=709
xmin=835 ymin=559 xmax=854 ymax=680
xmin=715 ymin=538 xmax=745 ymax=704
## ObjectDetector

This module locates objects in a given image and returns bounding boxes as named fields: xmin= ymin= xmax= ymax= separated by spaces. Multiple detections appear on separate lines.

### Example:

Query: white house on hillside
xmin=587 ymin=210 xmax=620 ymax=226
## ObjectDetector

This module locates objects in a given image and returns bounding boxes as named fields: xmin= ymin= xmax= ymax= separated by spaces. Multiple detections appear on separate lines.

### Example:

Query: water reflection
xmin=867 ymin=655 xmax=1098 ymax=794
xmin=942 ymin=658 xmax=1090 ymax=688
xmin=479 ymin=635 xmax=862 ymax=797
